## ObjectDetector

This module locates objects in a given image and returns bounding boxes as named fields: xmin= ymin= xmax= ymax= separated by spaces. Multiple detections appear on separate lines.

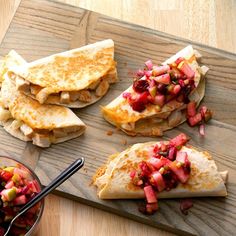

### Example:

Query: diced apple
xmin=177 ymin=61 xmax=195 ymax=79
xmin=144 ymin=185 xmax=157 ymax=203
xmin=170 ymin=133 xmax=189 ymax=147
xmin=145 ymin=60 xmax=153 ymax=70
xmin=153 ymin=95 xmax=165 ymax=107
xmin=13 ymin=195 xmax=27 ymax=206
xmin=1 ymin=188 xmax=16 ymax=202
xmin=146 ymin=202 xmax=158 ymax=214
xmin=187 ymin=101 xmax=196 ymax=117
xmin=151 ymin=171 xmax=166 ymax=192
xmin=152 ymin=65 xmax=170 ymax=76
xmin=173 ymin=84 xmax=181 ymax=95
xmin=148 ymin=157 xmax=168 ymax=170
xmin=154 ymin=73 xmax=170 ymax=85
xmin=168 ymin=162 xmax=189 ymax=183
xmin=188 ymin=113 xmax=202 ymax=126
xmin=176 ymin=151 xmax=188 ymax=164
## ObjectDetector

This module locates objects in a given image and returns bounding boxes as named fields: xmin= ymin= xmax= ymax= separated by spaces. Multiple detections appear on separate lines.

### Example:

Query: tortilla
xmin=8 ymin=39 xmax=117 ymax=108
xmin=0 ymin=51 xmax=86 ymax=147
xmin=102 ymin=45 xmax=208 ymax=136
xmin=93 ymin=142 xmax=227 ymax=199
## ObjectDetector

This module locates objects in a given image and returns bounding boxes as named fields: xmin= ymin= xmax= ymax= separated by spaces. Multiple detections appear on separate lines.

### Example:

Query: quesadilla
xmin=93 ymin=133 xmax=227 ymax=214
xmin=0 ymin=51 xmax=86 ymax=147
xmin=102 ymin=45 xmax=209 ymax=136
xmin=8 ymin=39 xmax=118 ymax=108
xmin=0 ymin=50 xmax=26 ymax=87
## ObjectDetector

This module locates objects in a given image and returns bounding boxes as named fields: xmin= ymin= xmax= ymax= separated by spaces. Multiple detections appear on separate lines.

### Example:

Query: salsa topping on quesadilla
xmin=122 ymin=58 xmax=196 ymax=112
xmin=130 ymin=133 xmax=191 ymax=214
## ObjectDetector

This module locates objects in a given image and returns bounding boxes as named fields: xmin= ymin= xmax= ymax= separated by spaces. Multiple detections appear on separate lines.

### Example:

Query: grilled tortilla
xmin=93 ymin=142 xmax=227 ymax=199
xmin=8 ymin=39 xmax=118 ymax=108
xmin=0 ymin=51 xmax=86 ymax=147
xmin=102 ymin=45 xmax=208 ymax=136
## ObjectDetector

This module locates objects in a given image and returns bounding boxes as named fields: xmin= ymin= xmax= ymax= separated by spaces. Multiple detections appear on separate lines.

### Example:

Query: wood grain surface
xmin=0 ymin=0 xmax=236 ymax=236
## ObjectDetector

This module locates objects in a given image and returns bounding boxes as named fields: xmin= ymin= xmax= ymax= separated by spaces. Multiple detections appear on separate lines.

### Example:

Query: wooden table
xmin=0 ymin=1 xmax=235 ymax=235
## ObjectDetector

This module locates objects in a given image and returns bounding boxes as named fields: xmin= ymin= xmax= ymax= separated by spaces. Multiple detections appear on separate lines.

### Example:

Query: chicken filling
xmin=14 ymin=67 xmax=117 ymax=104
xmin=0 ymin=106 xmax=80 ymax=147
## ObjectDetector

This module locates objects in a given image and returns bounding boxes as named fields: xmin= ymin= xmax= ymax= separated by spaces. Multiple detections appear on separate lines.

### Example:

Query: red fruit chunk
xmin=122 ymin=92 xmax=131 ymax=99
xmin=145 ymin=60 xmax=153 ymax=70
xmin=173 ymin=84 xmax=181 ymax=95
xmin=154 ymin=73 xmax=170 ymax=85
xmin=199 ymin=124 xmax=205 ymax=136
xmin=175 ymin=57 xmax=184 ymax=65
xmin=177 ymin=61 xmax=195 ymax=79
xmin=144 ymin=185 xmax=157 ymax=203
xmin=176 ymin=151 xmax=188 ymax=164
xmin=168 ymin=162 xmax=190 ymax=183
xmin=129 ymin=92 xmax=149 ymax=112
xmin=133 ymin=79 xmax=149 ymax=93
xmin=148 ymin=157 xmax=163 ymax=170
xmin=187 ymin=101 xmax=197 ymax=117
xmin=180 ymin=198 xmax=193 ymax=215
xmin=170 ymin=133 xmax=189 ymax=147
xmin=139 ymin=161 xmax=153 ymax=177
xmin=168 ymin=147 xmax=177 ymax=161
xmin=200 ymin=106 xmax=213 ymax=122
xmin=146 ymin=202 xmax=158 ymax=214
xmin=130 ymin=170 xmax=136 ymax=179
xmin=153 ymin=95 xmax=165 ymax=107
xmin=5 ymin=180 xmax=14 ymax=189
xmin=151 ymin=171 xmax=166 ymax=192
xmin=28 ymin=180 xmax=40 ymax=193
xmin=13 ymin=195 xmax=27 ymax=206
xmin=152 ymin=65 xmax=170 ymax=76
xmin=136 ymin=69 xmax=145 ymax=77
xmin=188 ymin=113 xmax=202 ymax=126
xmin=0 ymin=170 xmax=13 ymax=182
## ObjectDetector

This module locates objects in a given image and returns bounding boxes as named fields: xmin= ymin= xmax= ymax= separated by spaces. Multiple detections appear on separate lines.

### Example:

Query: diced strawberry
xmin=177 ymin=61 xmax=195 ymax=79
xmin=154 ymin=73 xmax=171 ymax=85
xmin=13 ymin=195 xmax=27 ymax=206
xmin=200 ymin=106 xmax=213 ymax=122
xmin=176 ymin=151 xmax=188 ymax=164
xmin=144 ymin=185 xmax=157 ymax=203
xmin=187 ymin=101 xmax=197 ymax=117
xmin=145 ymin=60 xmax=153 ymax=70
xmin=152 ymin=65 xmax=170 ymax=76
xmin=153 ymin=95 xmax=165 ymax=107
xmin=151 ymin=171 xmax=166 ymax=192
xmin=144 ymin=70 xmax=152 ymax=77
xmin=168 ymin=162 xmax=190 ymax=183
xmin=168 ymin=146 xmax=177 ymax=161
xmin=175 ymin=57 xmax=184 ymax=65
xmin=188 ymin=113 xmax=202 ymax=126
xmin=170 ymin=133 xmax=189 ymax=147
xmin=28 ymin=180 xmax=40 ymax=193
xmin=173 ymin=84 xmax=181 ymax=95
xmin=138 ymin=161 xmax=153 ymax=177
xmin=146 ymin=202 xmax=158 ymax=214
xmin=199 ymin=124 xmax=205 ymax=136
xmin=0 ymin=170 xmax=13 ymax=182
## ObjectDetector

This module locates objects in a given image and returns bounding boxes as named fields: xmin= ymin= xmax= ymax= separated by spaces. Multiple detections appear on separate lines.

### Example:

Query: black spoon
xmin=4 ymin=157 xmax=84 ymax=236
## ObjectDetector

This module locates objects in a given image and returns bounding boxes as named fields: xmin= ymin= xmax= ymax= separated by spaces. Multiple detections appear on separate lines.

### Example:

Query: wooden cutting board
xmin=0 ymin=0 xmax=236 ymax=235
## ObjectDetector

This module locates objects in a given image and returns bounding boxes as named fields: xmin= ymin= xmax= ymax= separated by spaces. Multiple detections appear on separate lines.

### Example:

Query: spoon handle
xmin=19 ymin=157 xmax=84 ymax=215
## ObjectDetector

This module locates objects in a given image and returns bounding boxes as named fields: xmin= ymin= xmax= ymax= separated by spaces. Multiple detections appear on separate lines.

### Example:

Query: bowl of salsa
xmin=0 ymin=156 xmax=44 ymax=236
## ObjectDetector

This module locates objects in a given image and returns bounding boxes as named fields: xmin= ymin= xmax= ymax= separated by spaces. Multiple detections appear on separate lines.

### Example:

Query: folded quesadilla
xmin=93 ymin=133 xmax=227 ymax=213
xmin=102 ymin=45 xmax=209 ymax=136
xmin=0 ymin=50 xmax=26 ymax=87
xmin=0 ymin=51 xmax=86 ymax=147
xmin=8 ymin=39 xmax=117 ymax=108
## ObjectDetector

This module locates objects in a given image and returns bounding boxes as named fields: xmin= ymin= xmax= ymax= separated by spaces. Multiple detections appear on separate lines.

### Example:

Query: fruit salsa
xmin=130 ymin=133 xmax=192 ymax=214
xmin=123 ymin=59 xmax=212 ymax=135
xmin=0 ymin=159 xmax=42 ymax=236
